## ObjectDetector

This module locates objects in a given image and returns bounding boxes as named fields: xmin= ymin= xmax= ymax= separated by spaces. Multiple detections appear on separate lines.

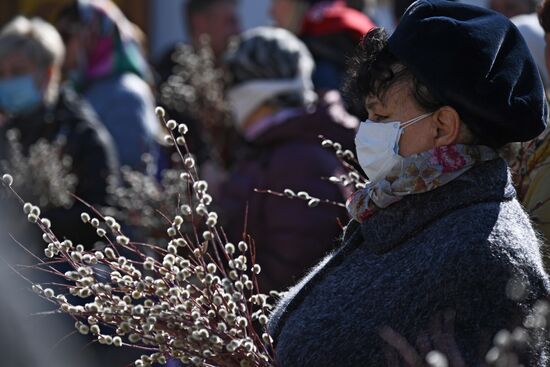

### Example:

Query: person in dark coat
xmin=268 ymin=1 xmax=550 ymax=366
xmin=0 ymin=16 xmax=119 ymax=250
xmin=217 ymin=27 xmax=358 ymax=292
xmin=270 ymin=0 xmax=376 ymax=92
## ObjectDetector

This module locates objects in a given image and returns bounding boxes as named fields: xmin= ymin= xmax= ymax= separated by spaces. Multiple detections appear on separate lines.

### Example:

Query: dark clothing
xmin=269 ymin=158 xmax=550 ymax=366
xmin=0 ymin=87 xmax=119 ymax=249
xmin=300 ymin=1 xmax=375 ymax=91
xmin=217 ymin=93 xmax=357 ymax=292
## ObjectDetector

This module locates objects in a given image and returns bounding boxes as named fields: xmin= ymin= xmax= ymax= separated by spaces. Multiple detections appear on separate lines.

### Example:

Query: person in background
xmin=270 ymin=0 xmax=376 ymax=92
xmin=217 ymin=26 xmax=358 ymax=292
xmin=154 ymin=0 xmax=242 ymax=170
xmin=56 ymin=0 xmax=161 ymax=172
xmin=0 ymin=226 xmax=99 ymax=367
xmin=509 ymin=0 xmax=550 ymax=266
xmin=490 ymin=0 xmax=549 ymax=85
xmin=268 ymin=0 xmax=550 ymax=365
xmin=185 ymin=0 xmax=241 ymax=62
xmin=155 ymin=0 xmax=241 ymax=83
xmin=491 ymin=0 xmax=538 ymax=17
xmin=0 ymin=16 xmax=118 ymax=250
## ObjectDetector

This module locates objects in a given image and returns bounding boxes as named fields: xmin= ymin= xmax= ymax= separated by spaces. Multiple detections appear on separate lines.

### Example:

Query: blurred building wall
xmin=0 ymin=0 xmax=149 ymax=32
xmin=149 ymin=0 xmax=271 ymax=61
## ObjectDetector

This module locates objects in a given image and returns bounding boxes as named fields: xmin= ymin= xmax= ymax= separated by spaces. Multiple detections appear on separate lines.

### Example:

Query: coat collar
xmin=361 ymin=158 xmax=515 ymax=255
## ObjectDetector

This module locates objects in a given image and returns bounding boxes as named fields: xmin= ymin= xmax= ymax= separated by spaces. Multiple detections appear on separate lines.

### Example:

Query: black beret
xmin=388 ymin=0 xmax=548 ymax=146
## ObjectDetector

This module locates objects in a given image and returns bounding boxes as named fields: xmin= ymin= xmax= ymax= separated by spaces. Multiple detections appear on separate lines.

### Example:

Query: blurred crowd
xmin=0 ymin=0 xmax=549 ymax=365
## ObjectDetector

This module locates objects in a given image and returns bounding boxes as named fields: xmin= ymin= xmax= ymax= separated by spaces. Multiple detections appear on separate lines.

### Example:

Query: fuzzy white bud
xmin=207 ymin=263 xmax=217 ymax=274
xmin=238 ymin=241 xmax=248 ymax=252
xmin=40 ymin=218 xmax=51 ymax=229
xmin=116 ymin=235 xmax=130 ymax=245
xmin=113 ymin=336 xmax=123 ymax=347
xmin=178 ymin=123 xmax=188 ymax=135
xmin=297 ymin=191 xmax=310 ymax=199
xmin=104 ymin=247 xmax=116 ymax=260
xmin=193 ymin=180 xmax=208 ymax=192
xmin=155 ymin=106 xmax=166 ymax=118
xmin=166 ymin=119 xmax=177 ymax=130
xmin=2 ymin=173 xmax=13 ymax=186
xmin=180 ymin=172 xmax=191 ymax=182
xmin=43 ymin=288 xmax=55 ymax=298
xmin=225 ymin=243 xmax=235 ymax=255
xmin=180 ymin=204 xmax=192 ymax=216
xmin=184 ymin=157 xmax=195 ymax=169
xmin=284 ymin=189 xmax=295 ymax=198
xmin=81 ymin=212 xmax=91 ymax=223
xmin=308 ymin=198 xmax=320 ymax=208
xmin=164 ymin=135 xmax=175 ymax=146
xmin=203 ymin=230 xmax=213 ymax=241
xmin=173 ymin=216 xmax=184 ymax=226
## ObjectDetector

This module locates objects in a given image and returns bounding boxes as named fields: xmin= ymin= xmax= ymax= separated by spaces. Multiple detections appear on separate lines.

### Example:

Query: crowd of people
xmin=0 ymin=0 xmax=550 ymax=366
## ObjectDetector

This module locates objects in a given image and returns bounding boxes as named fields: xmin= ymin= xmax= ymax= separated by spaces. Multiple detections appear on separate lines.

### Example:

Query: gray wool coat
xmin=268 ymin=158 xmax=550 ymax=367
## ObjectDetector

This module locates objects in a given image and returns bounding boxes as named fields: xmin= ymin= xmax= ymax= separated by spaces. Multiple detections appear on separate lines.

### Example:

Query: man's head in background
xmin=490 ymin=0 xmax=539 ymax=18
xmin=185 ymin=0 xmax=241 ymax=59
xmin=270 ymin=0 xmax=369 ymax=33
xmin=270 ymin=0 xmax=320 ymax=34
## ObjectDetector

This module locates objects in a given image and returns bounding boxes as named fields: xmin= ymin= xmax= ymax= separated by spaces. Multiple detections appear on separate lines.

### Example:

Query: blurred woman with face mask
xmin=0 ymin=16 xmax=119 ymax=250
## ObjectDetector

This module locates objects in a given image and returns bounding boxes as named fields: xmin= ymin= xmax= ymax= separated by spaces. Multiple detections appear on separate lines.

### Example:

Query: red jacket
xmin=300 ymin=0 xmax=376 ymax=41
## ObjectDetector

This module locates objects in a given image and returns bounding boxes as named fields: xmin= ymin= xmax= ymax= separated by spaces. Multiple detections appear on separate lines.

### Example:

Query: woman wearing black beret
xmin=268 ymin=0 xmax=550 ymax=366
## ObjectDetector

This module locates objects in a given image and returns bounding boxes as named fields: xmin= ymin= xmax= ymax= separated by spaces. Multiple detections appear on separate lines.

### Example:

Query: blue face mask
xmin=0 ymin=75 xmax=42 ymax=116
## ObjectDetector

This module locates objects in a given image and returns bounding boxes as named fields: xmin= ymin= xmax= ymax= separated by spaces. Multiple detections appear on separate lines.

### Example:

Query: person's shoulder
xmin=432 ymin=198 xmax=545 ymax=275
xmin=85 ymin=73 xmax=152 ymax=101
xmin=117 ymin=72 xmax=151 ymax=90
xmin=57 ymin=86 xmax=116 ymax=146
xmin=57 ymin=86 xmax=100 ymax=128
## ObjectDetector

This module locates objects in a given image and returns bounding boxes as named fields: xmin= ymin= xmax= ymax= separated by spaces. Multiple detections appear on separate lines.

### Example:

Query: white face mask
xmin=355 ymin=112 xmax=432 ymax=184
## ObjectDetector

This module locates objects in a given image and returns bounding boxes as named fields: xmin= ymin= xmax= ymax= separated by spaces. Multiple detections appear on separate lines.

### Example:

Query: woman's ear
xmin=432 ymin=106 xmax=461 ymax=147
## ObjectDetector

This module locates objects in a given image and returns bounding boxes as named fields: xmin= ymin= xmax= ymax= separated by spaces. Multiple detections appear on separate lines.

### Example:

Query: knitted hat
xmin=224 ymin=27 xmax=316 ymax=127
xmin=225 ymin=26 xmax=314 ymax=85
xmin=388 ymin=0 xmax=548 ymax=146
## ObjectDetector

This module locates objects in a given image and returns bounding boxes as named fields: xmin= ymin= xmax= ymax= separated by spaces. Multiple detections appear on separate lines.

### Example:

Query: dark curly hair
xmin=343 ymin=28 xmax=445 ymax=121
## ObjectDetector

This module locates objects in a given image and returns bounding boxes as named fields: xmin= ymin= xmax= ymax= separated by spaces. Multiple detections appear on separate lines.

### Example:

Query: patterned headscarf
xmin=64 ymin=0 xmax=151 ymax=89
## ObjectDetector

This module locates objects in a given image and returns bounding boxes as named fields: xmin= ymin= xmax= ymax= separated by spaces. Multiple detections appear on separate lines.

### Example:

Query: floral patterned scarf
xmin=346 ymin=144 xmax=499 ymax=223
xmin=69 ymin=0 xmax=151 ymax=90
